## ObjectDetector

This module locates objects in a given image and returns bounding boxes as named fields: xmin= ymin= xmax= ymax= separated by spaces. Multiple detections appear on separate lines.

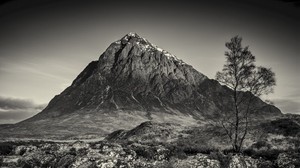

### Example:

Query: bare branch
xmin=214 ymin=36 xmax=276 ymax=153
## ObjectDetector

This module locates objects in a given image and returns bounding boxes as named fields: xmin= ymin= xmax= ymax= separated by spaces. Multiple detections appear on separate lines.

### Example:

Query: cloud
xmin=0 ymin=96 xmax=37 ymax=109
xmin=273 ymin=98 xmax=300 ymax=114
xmin=0 ymin=96 xmax=46 ymax=124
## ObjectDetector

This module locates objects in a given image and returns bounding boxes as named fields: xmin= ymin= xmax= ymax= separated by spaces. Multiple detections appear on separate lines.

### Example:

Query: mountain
xmin=32 ymin=32 xmax=208 ymax=117
xmin=0 ymin=32 xmax=281 ymax=139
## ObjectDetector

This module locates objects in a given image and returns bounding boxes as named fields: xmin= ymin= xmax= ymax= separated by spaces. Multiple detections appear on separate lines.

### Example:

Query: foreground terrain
xmin=1 ymin=115 xmax=299 ymax=168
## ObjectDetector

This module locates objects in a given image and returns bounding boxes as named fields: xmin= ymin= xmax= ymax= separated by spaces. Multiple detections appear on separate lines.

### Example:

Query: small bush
xmin=167 ymin=145 xmax=187 ymax=159
xmin=254 ymin=149 xmax=281 ymax=161
xmin=154 ymin=161 xmax=173 ymax=168
xmin=243 ymin=148 xmax=281 ymax=161
xmin=77 ymin=148 xmax=88 ymax=156
xmin=288 ymin=151 xmax=300 ymax=167
xmin=69 ymin=147 xmax=77 ymax=156
xmin=243 ymin=148 xmax=255 ymax=156
xmin=223 ymin=148 xmax=236 ymax=155
xmin=18 ymin=157 xmax=41 ymax=168
xmin=0 ymin=157 xmax=3 ymax=167
xmin=262 ymin=118 xmax=300 ymax=136
xmin=251 ymin=141 xmax=271 ymax=150
xmin=175 ymin=139 xmax=217 ymax=155
xmin=0 ymin=142 xmax=13 ymax=155
xmin=183 ymin=145 xmax=216 ymax=155
xmin=209 ymin=151 xmax=231 ymax=168
xmin=19 ymin=148 xmax=27 ymax=156
xmin=56 ymin=154 xmax=75 ymax=168
xmin=134 ymin=147 xmax=156 ymax=160
xmin=290 ymin=138 xmax=300 ymax=149
xmin=257 ymin=160 xmax=274 ymax=168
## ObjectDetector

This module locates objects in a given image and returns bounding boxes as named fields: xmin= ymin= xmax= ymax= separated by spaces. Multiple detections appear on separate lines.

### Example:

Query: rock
xmin=72 ymin=157 xmax=89 ymax=167
xmin=154 ymin=145 xmax=169 ymax=161
xmin=18 ymin=150 xmax=55 ymax=167
xmin=276 ymin=153 xmax=297 ymax=168
xmin=1 ymin=156 xmax=20 ymax=166
xmin=229 ymin=155 xmax=258 ymax=168
xmin=5 ymin=140 xmax=298 ymax=168
xmin=96 ymin=159 xmax=115 ymax=168
xmin=173 ymin=154 xmax=220 ymax=168
xmin=257 ymin=160 xmax=274 ymax=168
xmin=72 ymin=141 xmax=90 ymax=150
xmin=14 ymin=145 xmax=37 ymax=155
xmin=86 ymin=149 xmax=102 ymax=161
xmin=14 ymin=145 xmax=26 ymax=155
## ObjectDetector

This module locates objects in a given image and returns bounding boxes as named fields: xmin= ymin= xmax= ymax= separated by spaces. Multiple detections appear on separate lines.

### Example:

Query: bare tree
xmin=216 ymin=36 xmax=276 ymax=152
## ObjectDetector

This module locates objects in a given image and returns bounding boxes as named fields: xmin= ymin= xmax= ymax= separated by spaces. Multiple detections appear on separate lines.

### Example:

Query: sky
xmin=0 ymin=0 xmax=299 ymax=123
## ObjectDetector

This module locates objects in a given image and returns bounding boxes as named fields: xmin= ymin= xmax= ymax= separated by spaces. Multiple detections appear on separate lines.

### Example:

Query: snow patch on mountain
xmin=115 ymin=32 xmax=186 ymax=64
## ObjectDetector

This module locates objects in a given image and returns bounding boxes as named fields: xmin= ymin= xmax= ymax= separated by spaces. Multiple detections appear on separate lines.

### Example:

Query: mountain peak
xmin=118 ymin=32 xmax=148 ymax=44
xmin=113 ymin=32 xmax=184 ymax=64
xmin=126 ymin=32 xmax=140 ymax=37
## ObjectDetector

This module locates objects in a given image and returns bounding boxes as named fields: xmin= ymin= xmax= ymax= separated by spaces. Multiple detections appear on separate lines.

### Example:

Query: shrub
xmin=223 ymin=148 xmax=236 ymax=155
xmin=0 ymin=142 xmax=13 ymax=155
xmin=77 ymin=148 xmax=88 ymax=156
xmin=257 ymin=160 xmax=274 ymax=168
xmin=56 ymin=154 xmax=75 ymax=168
xmin=182 ymin=145 xmax=216 ymax=155
xmin=0 ymin=157 xmax=3 ymax=167
xmin=175 ymin=139 xmax=217 ymax=155
xmin=69 ymin=147 xmax=77 ymax=156
xmin=209 ymin=151 xmax=231 ymax=168
xmin=154 ymin=161 xmax=173 ymax=168
xmin=243 ymin=148 xmax=281 ymax=161
xmin=18 ymin=157 xmax=41 ymax=168
xmin=251 ymin=141 xmax=271 ymax=150
xmin=164 ymin=141 xmax=218 ymax=160
xmin=287 ymin=150 xmax=300 ymax=167
xmin=255 ymin=149 xmax=281 ymax=161
xmin=134 ymin=147 xmax=156 ymax=160
xmin=166 ymin=145 xmax=187 ymax=159
xmin=19 ymin=148 xmax=27 ymax=156
xmin=262 ymin=118 xmax=300 ymax=136
xmin=243 ymin=148 xmax=255 ymax=156
xmin=290 ymin=138 xmax=300 ymax=149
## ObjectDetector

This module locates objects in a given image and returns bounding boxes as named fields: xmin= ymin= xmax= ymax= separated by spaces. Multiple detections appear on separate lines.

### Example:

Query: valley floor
xmin=0 ymin=138 xmax=299 ymax=168
xmin=0 ymin=115 xmax=299 ymax=168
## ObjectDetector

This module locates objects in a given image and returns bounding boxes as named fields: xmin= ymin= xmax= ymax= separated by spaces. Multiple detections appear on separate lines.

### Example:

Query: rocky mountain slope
xmin=0 ymin=32 xmax=281 ymax=139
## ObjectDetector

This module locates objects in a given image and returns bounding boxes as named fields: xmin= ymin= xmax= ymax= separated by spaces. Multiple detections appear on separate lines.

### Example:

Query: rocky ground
xmin=0 ymin=115 xmax=299 ymax=168
xmin=0 ymin=139 xmax=299 ymax=168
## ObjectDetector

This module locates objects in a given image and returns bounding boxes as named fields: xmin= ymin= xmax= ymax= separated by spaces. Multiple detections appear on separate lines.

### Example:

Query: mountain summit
xmin=35 ymin=32 xmax=208 ymax=117
xmin=2 ymin=33 xmax=281 ymax=138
